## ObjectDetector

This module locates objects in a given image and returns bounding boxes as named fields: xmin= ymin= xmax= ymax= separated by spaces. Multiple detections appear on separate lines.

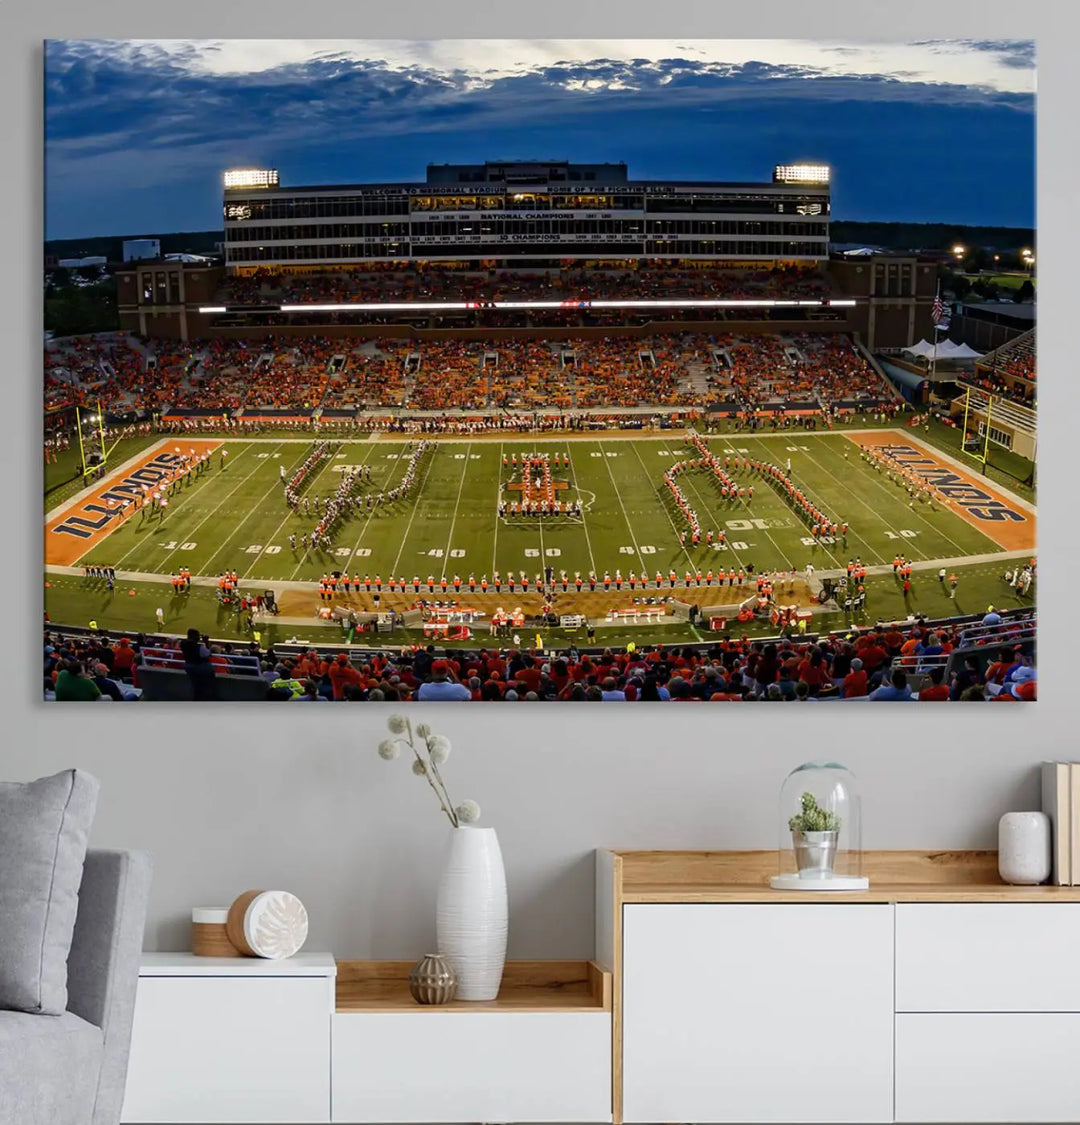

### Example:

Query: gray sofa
xmin=0 ymin=849 xmax=153 ymax=1125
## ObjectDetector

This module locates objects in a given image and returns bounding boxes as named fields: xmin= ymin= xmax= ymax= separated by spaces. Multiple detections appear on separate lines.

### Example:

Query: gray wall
xmin=7 ymin=3 xmax=1075 ymax=959
xmin=9 ymin=724 xmax=1071 ymax=957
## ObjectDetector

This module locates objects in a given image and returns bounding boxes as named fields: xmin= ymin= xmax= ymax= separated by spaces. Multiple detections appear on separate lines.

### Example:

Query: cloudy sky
xmin=44 ymin=38 xmax=1036 ymax=241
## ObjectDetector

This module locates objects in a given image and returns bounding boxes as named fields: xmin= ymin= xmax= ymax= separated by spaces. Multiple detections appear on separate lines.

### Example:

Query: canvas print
xmin=43 ymin=39 xmax=1036 ymax=701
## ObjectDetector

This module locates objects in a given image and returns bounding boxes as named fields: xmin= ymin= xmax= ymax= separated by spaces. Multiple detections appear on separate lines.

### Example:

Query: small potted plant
xmin=788 ymin=791 xmax=842 ymax=877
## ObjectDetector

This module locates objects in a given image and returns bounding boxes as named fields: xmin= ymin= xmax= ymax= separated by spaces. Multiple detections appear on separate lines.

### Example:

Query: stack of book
xmin=1041 ymin=761 xmax=1080 ymax=885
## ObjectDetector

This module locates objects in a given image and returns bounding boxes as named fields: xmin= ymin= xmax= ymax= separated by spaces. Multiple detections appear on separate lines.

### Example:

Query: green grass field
xmin=64 ymin=432 xmax=1014 ymax=583
xmin=43 ymin=428 xmax=1036 ymax=646
xmin=42 ymin=556 xmax=1034 ymax=650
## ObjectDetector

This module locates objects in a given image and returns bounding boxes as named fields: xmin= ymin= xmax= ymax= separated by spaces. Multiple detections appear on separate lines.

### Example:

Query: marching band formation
xmin=285 ymin=439 xmax=436 ymax=553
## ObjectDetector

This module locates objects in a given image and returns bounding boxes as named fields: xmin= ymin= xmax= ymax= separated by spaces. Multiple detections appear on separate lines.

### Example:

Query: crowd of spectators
xmin=45 ymin=612 xmax=1035 ymax=702
xmin=982 ymin=330 xmax=1036 ymax=382
xmin=44 ymin=336 xmax=148 ymax=413
xmin=963 ymin=332 xmax=1037 ymax=408
xmin=701 ymin=332 xmax=893 ymax=411
xmin=216 ymin=264 xmax=836 ymax=308
xmin=959 ymin=370 xmax=1036 ymax=409
xmin=47 ymin=326 xmax=895 ymax=423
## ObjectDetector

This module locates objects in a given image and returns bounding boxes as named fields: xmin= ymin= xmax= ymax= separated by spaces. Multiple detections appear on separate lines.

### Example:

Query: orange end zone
xmin=847 ymin=432 xmax=1035 ymax=552
xmin=44 ymin=439 xmax=222 ymax=566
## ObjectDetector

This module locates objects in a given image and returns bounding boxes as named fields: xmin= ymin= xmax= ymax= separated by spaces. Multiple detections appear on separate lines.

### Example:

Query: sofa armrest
xmin=67 ymin=849 xmax=153 ymax=1125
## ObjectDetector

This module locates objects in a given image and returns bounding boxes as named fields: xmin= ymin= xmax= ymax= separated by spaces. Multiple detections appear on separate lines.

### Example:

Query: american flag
xmin=931 ymin=293 xmax=945 ymax=325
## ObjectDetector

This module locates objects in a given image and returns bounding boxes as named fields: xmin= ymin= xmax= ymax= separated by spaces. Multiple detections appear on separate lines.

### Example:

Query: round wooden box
xmin=226 ymin=889 xmax=309 ymax=959
xmin=191 ymin=907 xmax=242 ymax=957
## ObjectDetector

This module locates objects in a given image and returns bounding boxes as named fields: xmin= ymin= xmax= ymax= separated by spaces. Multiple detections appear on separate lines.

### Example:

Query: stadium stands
xmin=960 ymin=327 xmax=1036 ymax=408
xmin=214 ymin=264 xmax=836 ymax=308
xmin=48 ymin=330 xmax=896 ymax=423
xmin=44 ymin=609 xmax=1035 ymax=702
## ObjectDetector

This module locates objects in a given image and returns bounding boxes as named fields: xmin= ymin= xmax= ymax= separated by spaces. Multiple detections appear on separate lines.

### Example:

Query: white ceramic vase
xmin=435 ymin=825 xmax=508 ymax=1001
xmin=998 ymin=811 xmax=1051 ymax=885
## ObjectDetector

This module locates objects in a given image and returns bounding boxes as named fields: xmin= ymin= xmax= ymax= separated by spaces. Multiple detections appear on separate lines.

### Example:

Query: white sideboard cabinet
xmin=120 ymin=953 xmax=336 ymax=1124
xmin=599 ymin=849 xmax=1080 ymax=1125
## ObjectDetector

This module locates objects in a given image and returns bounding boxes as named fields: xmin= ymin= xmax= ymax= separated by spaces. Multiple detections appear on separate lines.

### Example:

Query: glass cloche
xmin=770 ymin=762 xmax=868 ymax=890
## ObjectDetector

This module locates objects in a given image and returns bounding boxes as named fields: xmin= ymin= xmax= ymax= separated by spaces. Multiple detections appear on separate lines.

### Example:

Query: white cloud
xmin=99 ymin=38 xmax=1035 ymax=95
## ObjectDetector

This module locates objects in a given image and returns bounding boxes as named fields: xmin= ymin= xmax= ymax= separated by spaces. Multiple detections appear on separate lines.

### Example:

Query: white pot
xmin=435 ymin=825 xmax=508 ymax=1001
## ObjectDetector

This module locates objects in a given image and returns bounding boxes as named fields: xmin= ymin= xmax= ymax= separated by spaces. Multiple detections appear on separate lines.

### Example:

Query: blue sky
xmin=43 ymin=38 xmax=1036 ymax=240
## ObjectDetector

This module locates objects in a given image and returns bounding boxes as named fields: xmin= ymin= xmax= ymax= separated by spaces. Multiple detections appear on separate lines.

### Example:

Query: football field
xmin=46 ymin=430 xmax=1034 ymax=611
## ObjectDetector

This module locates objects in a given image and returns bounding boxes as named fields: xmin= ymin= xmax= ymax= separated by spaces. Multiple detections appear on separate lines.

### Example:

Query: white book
xmin=1041 ymin=761 xmax=1071 ymax=886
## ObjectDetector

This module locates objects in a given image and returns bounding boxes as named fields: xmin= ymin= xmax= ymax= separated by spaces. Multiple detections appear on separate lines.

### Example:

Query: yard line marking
xmin=200 ymin=443 xmax=313 ymax=576
xmin=596 ymin=439 xmax=647 ymax=575
xmin=439 ymin=442 xmax=473 ymax=573
xmin=244 ymin=439 xmax=373 ymax=580
xmin=564 ymin=445 xmax=597 ymax=576
xmin=765 ymin=437 xmax=889 ymax=566
xmin=491 ymin=442 xmax=503 ymax=575
xmin=676 ymin=466 xmax=750 ymax=573
xmin=818 ymin=436 xmax=971 ymax=558
xmin=734 ymin=436 xmax=862 ymax=569
xmin=738 ymin=443 xmax=846 ymax=571
xmin=388 ymin=444 xmax=442 ymax=579
xmin=333 ymin=441 xmax=412 ymax=580
xmin=625 ymin=439 xmax=695 ymax=569
xmin=108 ymin=443 xmax=256 ymax=572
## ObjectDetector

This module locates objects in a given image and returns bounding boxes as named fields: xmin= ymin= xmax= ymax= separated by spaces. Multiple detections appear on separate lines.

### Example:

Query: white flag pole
xmin=931 ymin=281 xmax=939 ymax=384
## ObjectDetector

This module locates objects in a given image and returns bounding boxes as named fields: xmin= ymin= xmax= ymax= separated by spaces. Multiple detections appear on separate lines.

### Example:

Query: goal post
xmin=960 ymin=386 xmax=992 ymax=472
xmin=75 ymin=397 xmax=113 ymax=483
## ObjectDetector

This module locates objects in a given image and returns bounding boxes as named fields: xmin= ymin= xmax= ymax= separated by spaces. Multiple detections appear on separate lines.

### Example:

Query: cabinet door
xmin=333 ymin=1011 xmax=611 ymax=1123
xmin=622 ymin=903 xmax=894 ymax=1124
xmin=896 ymin=1013 xmax=1080 ymax=1122
xmin=896 ymin=904 xmax=1080 ymax=1012
xmin=121 ymin=976 xmax=331 ymax=1123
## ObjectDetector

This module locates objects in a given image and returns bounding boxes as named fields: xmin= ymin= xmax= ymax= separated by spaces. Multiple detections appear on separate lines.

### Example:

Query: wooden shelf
xmin=605 ymin=849 xmax=1080 ymax=902
xmin=335 ymin=959 xmax=611 ymax=1013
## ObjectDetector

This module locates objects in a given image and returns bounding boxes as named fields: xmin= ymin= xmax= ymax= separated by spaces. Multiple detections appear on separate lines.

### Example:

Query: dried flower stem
xmin=424 ymin=743 xmax=459 ymax=829
xmin=404 ymin=719 xmax=459 ymax=827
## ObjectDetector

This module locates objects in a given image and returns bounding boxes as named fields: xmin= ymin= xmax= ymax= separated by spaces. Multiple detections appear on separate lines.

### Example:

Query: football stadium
xmin=43 ymin=161 xmax=1037 ymax=702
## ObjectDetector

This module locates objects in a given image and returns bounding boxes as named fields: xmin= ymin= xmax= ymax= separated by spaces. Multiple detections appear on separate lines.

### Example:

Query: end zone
xmin=44 ymin=439 xmax=222 ymax=566
xmin=847 ymin=431 xmax=1035 ymax=552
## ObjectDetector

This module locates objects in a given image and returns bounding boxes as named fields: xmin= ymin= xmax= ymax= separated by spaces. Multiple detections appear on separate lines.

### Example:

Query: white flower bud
xmin=377 ymin=739 xmax=399 ymax=761
xmin=454 ymin=799 xmax=481 ymax=824
xmin=387 ymin=714 xmax=408 ymax=735
xmin=429 ymin=735 xmax=451 ymax=764
xmin=415 ymin=722 xmax=431 ymax=739
xmin=411 ymin=759 xmax=427 ymax=776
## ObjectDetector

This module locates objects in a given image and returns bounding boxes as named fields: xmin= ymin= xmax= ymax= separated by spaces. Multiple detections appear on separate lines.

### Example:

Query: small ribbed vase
xmin=435 ymin=826 xmax=508 ymax=1001
xmin=408 ymin=953 xmax=458 ymax=1005
xmin=998 ymin=811 xmax=1051 ymax=885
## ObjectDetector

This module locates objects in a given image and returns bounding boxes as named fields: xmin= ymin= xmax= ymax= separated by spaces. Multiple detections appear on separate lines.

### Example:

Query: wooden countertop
xmin=602 ymin=849 xmax=1080 ymax=903
xmin=335 ymin=959 xmax=611 ymax=1013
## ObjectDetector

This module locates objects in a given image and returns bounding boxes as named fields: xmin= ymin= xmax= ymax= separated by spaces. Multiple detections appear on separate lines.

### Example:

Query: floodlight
xmin=223 ymin=169 xmax=280 ymax=189
xmin=773 ymin=164 xmax=831 ymax=184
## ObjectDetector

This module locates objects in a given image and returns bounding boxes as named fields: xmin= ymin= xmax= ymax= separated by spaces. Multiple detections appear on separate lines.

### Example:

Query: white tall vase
xmin=435 ymin=825 xmax=508 ymax=1001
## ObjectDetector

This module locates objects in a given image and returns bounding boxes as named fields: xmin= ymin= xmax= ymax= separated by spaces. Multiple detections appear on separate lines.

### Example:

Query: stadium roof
xmin=225 ymin=178 xmax=828 ymax=193
xmin=961 ymin=301 xmax=1036 ymax=322
xmin=830 ymin=244 xmax=888 ymax=255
